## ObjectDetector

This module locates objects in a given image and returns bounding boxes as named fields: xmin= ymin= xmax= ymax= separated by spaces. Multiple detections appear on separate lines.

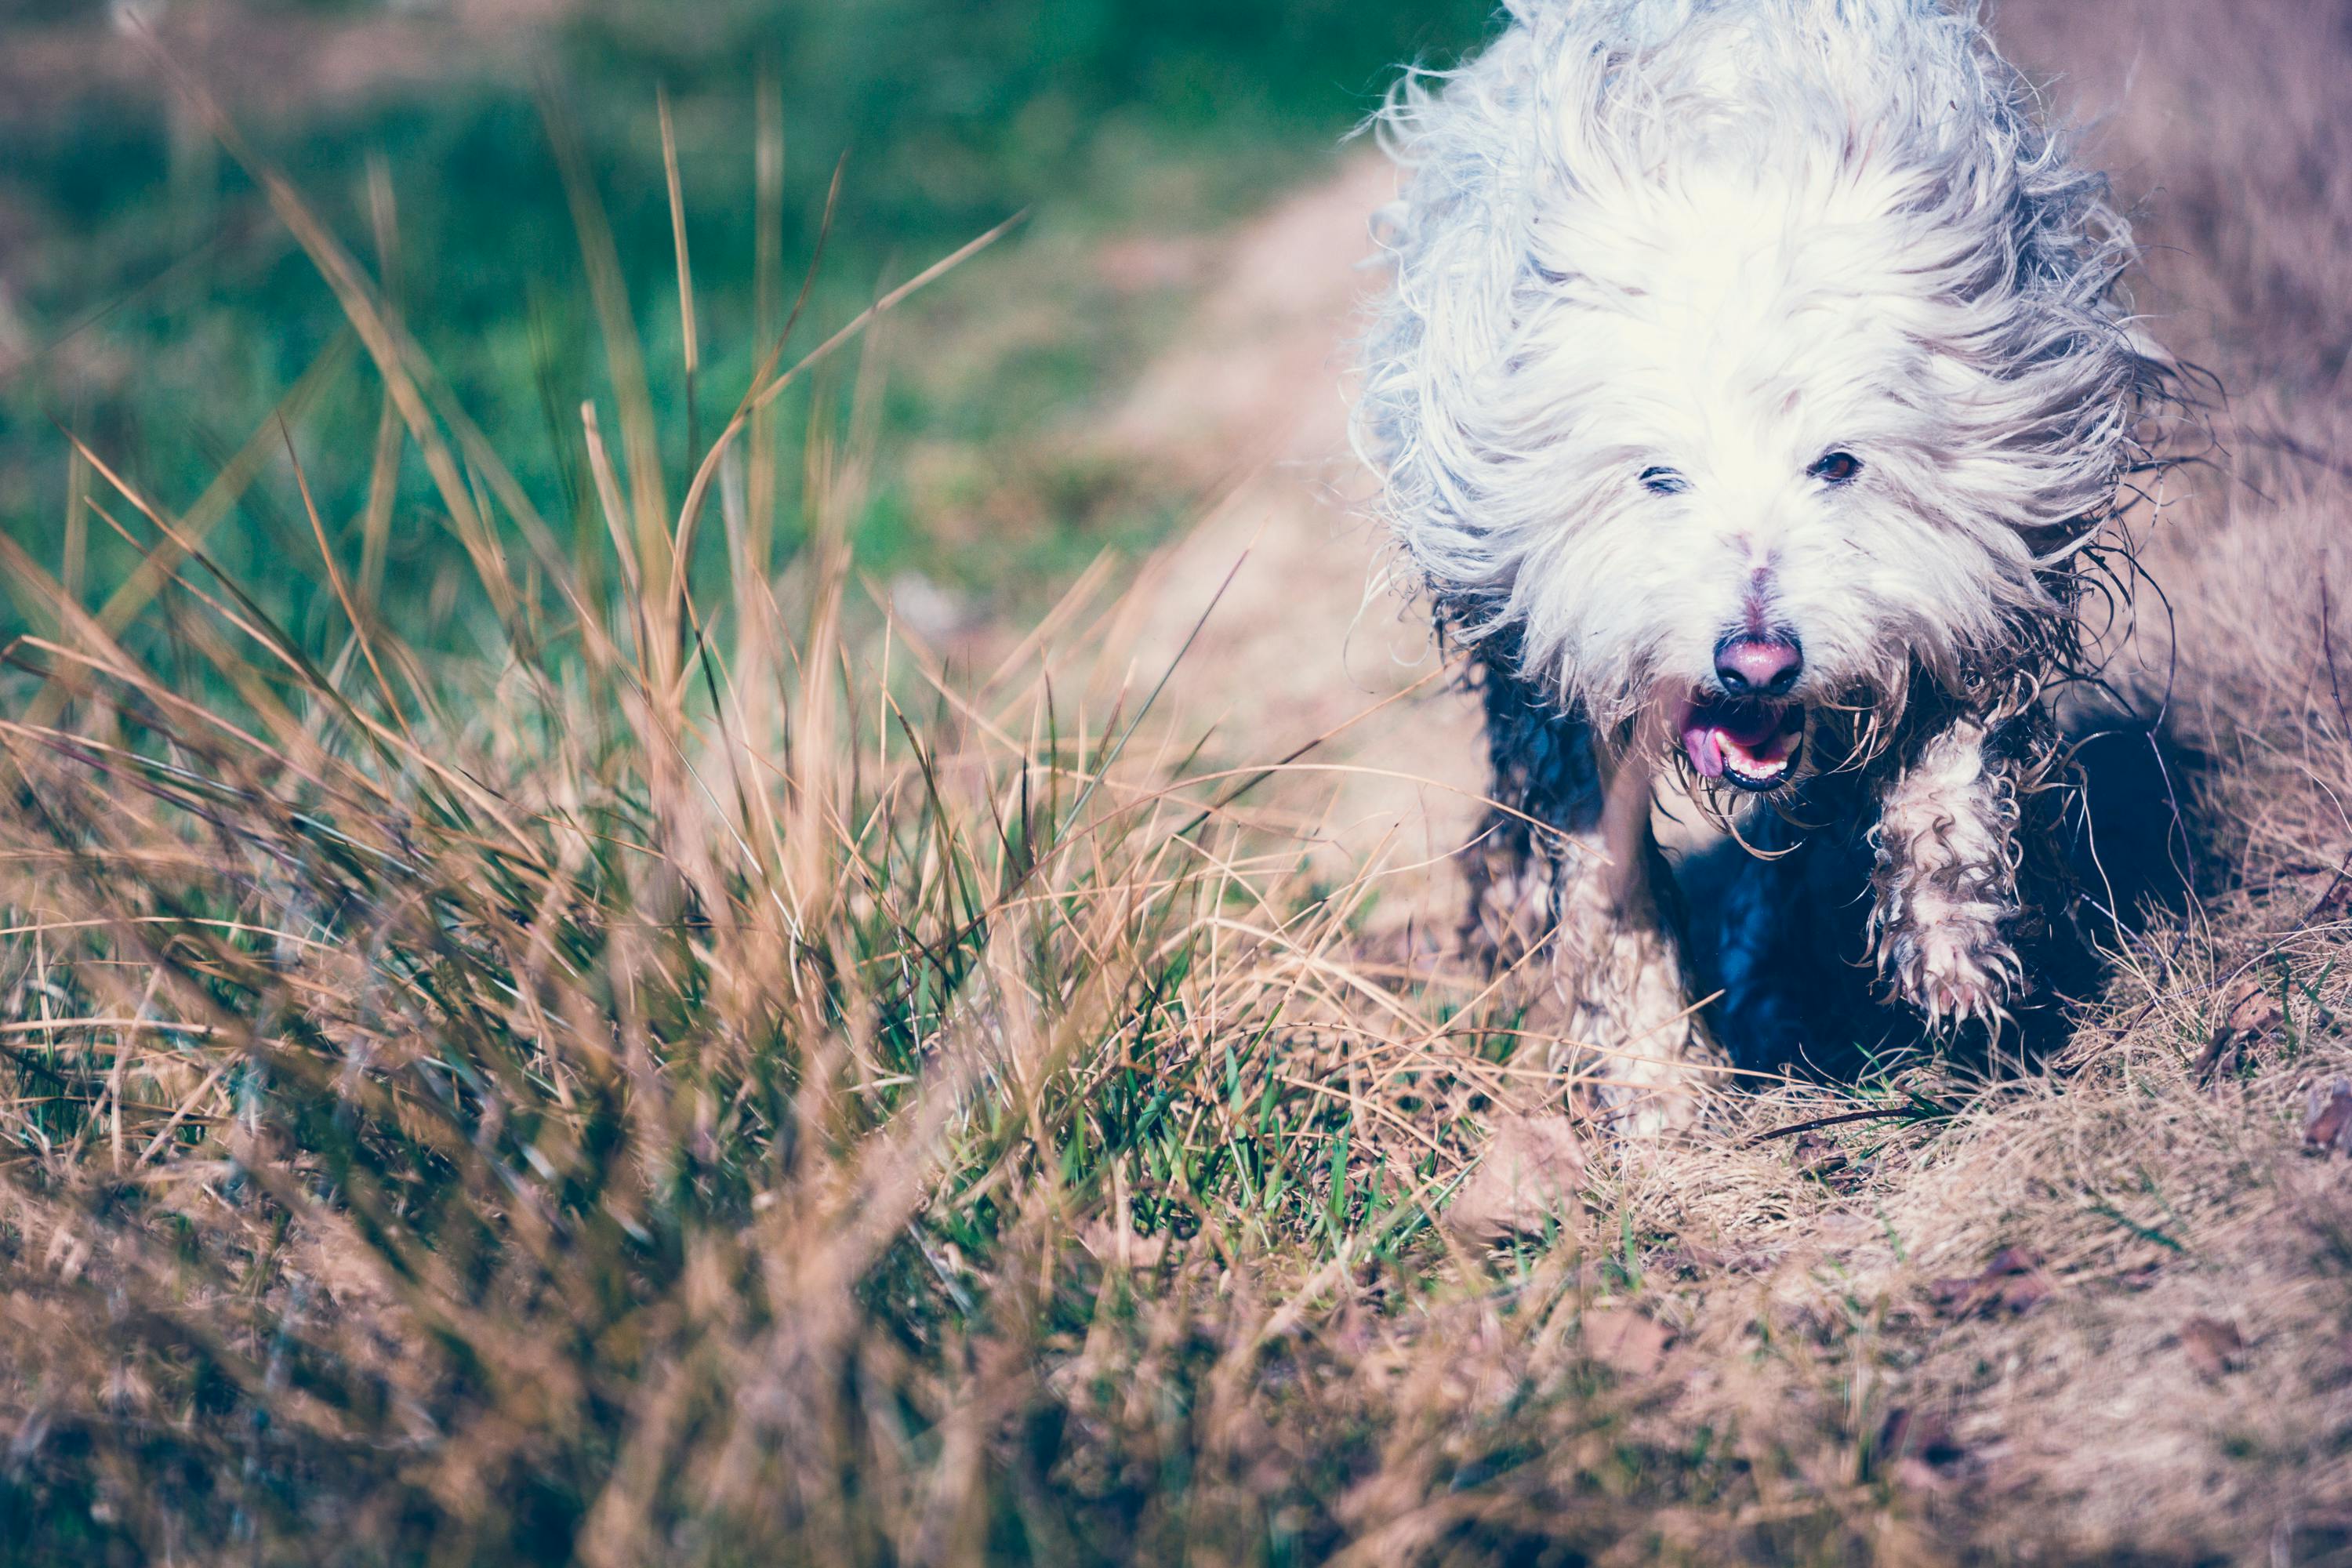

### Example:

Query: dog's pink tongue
xmin=1682 ymin=722 xmax=1725 ymax=779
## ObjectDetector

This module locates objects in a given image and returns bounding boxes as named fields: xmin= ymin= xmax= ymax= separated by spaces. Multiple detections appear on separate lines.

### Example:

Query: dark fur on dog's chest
xmin=1464 ymin=638 xmax=2129 ymax=1084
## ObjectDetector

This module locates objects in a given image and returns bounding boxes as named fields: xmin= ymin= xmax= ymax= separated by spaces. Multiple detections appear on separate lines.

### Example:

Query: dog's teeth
xmin=1721 ymin=736 xmax=1786 ymax=777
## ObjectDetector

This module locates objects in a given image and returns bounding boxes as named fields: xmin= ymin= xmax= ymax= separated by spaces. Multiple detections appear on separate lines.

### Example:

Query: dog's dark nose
xmin=1714 ymin=633 xmax=1803 ymax=698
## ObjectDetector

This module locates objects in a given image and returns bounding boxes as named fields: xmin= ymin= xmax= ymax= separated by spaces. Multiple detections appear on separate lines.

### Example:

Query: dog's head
xmin=1359 ymin=0 xmax=2164 ymax=790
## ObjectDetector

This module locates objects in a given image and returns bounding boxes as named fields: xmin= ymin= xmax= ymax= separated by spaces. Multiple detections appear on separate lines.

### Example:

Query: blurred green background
xmin=0 ymin=0 xmax=1490 ymax=652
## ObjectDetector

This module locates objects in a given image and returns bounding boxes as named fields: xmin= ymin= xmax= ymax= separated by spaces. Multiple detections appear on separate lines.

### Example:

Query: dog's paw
xmin=1553 ymin=898 xmax=1727 ymax=1138
xmin=1884 ymin=899 xmax=2019 ymax=1029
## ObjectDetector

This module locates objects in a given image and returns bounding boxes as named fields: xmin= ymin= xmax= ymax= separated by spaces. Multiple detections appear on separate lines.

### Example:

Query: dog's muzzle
xmin=1681 ymin=633 xmax=1806 ymax=789
xmin=1679 ymin=695 xmax=1804 ymax=789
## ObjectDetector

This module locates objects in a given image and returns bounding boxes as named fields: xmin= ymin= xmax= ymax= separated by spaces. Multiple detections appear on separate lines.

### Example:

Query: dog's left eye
xmin=1638 ymin=466 xmax=1689 ymax=495
xmin=1808 ymin=450 xmax=1863 ymax=485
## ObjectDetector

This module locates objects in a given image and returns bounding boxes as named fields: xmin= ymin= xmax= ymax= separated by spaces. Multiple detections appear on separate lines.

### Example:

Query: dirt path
xmin=1097 ymin=154 xmax=1490 ymax=940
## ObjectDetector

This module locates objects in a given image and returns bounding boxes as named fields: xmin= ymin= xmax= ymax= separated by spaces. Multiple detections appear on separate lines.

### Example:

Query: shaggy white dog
xmin=1356 ymin=0 xmax=2169 ymax=1130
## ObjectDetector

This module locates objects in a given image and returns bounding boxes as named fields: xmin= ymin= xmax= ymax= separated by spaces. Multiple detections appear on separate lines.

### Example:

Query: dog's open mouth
xmin=1679 ymin=696 xmax=1804 ymax=791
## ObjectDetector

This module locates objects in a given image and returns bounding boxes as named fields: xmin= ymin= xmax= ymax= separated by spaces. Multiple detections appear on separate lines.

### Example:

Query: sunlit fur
xmin=1356 ymin=0 xmax=2159 ymax=731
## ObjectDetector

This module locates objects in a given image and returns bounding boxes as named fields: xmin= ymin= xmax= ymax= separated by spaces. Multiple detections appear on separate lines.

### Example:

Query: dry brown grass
xmin=5 ymin=1 xmax=2352 ymax=1563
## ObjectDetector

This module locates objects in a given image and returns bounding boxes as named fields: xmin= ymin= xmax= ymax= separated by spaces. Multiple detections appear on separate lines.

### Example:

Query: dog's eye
xmin=1808 ymin=450 xmax=1863 ymax=485
xmin=1638 ymin=466 xmax=1688 ymax=496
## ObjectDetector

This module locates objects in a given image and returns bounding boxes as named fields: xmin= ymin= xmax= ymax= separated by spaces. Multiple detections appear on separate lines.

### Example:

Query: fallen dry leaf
xmin=2180 ymin=1315 xmax=2245 ymax=1378
xmin=1791 ymin=1131 xmax=1866 ymax=1192
xmin=2197 ymin=973 xmax=2287 ymax=1086
xmin=1927 ymin=1246 xmax=2054 ymax=1319
xmin=1579 ymin=1305 xmax=1674 ymax=1379
xmin=2223 ymin=975 xmax=2288 ymax=1035
xmin=1879 ymin=1405 xmax=1968 ymax=1490
xmin=1446 ymin=1112 xmax=1589 ymax=1243
xmin=2304 ymin=1078 xmax=2352 ymax=1156
xmin=2282 ymin=851 xmax=2352 ymax=919
xmin=1791 ymin=1130 xmax=1846 ymax=1174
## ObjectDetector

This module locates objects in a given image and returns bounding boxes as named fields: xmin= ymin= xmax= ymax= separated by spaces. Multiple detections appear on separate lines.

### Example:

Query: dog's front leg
xmin=1467 ymin=657 xmax=1723 ymax=1134
xmin=1868 ymin=718 xmax=2027 ymax=1028
xmin=1545 ymin=752 xmax=1726 ymax=1136
xmin=1472 ymin=816 xmax=1715 ymax=1134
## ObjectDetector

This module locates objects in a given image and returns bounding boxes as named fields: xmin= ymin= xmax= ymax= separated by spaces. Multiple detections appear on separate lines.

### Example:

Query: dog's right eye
xmin=1638 ymin=466 xmax=1689 ymax=496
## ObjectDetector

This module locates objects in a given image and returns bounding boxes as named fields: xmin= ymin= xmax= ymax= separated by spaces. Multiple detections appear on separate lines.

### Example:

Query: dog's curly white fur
xmin=1356 ymin=0 xmax=2167 ymax=1131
